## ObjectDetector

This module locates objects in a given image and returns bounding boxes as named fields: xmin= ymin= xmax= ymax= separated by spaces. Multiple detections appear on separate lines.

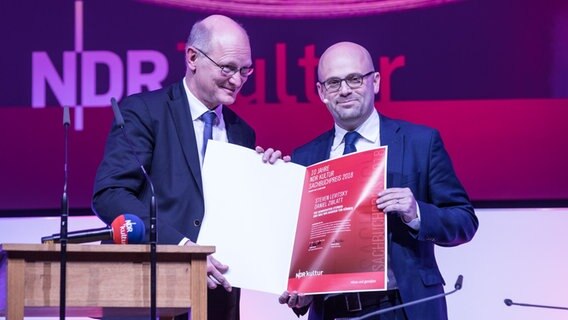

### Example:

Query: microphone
xmin=41 ymin=214 xmax=145 ymax=244
xmin=504 ymin=298 xmax=568 ymax=311
xmin=110 ymin=97 xmax=158 ymax=320
xmin=111 ymin=97 xmax=125 ymax=126
xmin=110 ymin=97 xmax=157 ymax=243
xmin=347 ymin=275 xmax=464 ymax=320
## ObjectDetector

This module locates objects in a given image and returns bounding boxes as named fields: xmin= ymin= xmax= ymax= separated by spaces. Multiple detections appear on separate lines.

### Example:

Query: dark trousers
xmin=174 ymin=286 xmax=240 ymax=320
xmin=309 ymin=290 xmax=408 ymax=320
xmin=99 ymin=287 xmax=239 ymax=320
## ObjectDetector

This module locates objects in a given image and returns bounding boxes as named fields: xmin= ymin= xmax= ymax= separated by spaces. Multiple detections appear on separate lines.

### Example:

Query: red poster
xmin=287 ymin=147 xmax=388 ymax=294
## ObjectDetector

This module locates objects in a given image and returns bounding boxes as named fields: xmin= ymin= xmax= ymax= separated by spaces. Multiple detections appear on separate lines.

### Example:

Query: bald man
xmin=279 ymin=42 xmax=478 ymax=320
xmin=93 ymin=15 xmax=281 ymax=320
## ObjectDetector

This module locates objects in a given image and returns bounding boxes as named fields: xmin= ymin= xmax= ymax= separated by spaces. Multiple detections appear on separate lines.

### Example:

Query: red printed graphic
xmin=288 ymin=147 xmax=388 ymax=294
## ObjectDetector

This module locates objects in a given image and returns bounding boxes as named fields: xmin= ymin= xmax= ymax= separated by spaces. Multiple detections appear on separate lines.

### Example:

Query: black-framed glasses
xmin=194 ymin=47 xmax=254 ymax=77
xmin=319 ymin=71 xmax=376 ymax=92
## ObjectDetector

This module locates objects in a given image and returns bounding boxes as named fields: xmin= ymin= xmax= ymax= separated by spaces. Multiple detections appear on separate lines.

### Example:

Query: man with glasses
xmin=93 ymin=15 xmax=282 ymax=320
xmin=278 ymin=42 xmax=478 ymax=319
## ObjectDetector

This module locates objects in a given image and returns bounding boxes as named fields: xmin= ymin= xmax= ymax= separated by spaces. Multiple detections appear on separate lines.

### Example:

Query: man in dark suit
xmin=93 ymin=15 xmax=281 ymax=320
xmin=278 ymin=42 xmax=479 ymax=319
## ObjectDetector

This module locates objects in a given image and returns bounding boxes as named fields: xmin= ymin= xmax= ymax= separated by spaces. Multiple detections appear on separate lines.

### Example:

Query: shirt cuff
xmin=403 ymin=201 xmax=421 ymax=231
xmin=179 ymin=237 xmax=191 ymax=246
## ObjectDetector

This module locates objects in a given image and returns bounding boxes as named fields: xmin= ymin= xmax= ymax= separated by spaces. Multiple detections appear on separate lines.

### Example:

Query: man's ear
xmin=316 ymin=82 xmax=327 ymax=104
xmin=186 ymin=47 xmax=198 ymax=72
xmin=373 ymin=72 xmax=381 ymax=94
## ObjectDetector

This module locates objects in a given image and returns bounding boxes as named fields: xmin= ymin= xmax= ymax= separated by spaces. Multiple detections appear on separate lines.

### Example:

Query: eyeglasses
xmin=194 ymin=47 xmax=254 ymax=77
xmin=319 ymin=71 xmax=376 ymax=92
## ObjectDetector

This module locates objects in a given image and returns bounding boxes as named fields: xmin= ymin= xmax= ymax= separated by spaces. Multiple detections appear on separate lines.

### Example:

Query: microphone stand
xmin=504 ymin=298 xmax=568 ymax=311
xmin=111 ymin=98 xmax=158 ymax=320
xmin=150 ymin=188 xmax=157 ymax=320
xmin=348 ymin=275 xmax=464 ymax=320
xmin=60 ymin=106 xmax=71 ymax=320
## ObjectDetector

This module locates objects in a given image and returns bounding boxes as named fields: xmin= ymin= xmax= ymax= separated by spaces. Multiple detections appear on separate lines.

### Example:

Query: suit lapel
xmin=223 ymin=107 xmax=243 ymax=145
xmin=168 ymin=81 xmax=204 ymax=194
xmin=310 ymin=130 xmax=335 ymax=164
xmin=380 ymin=114 xmax=403 ymax=188
xmin=379 ymin=114 xmax=406 ymax=239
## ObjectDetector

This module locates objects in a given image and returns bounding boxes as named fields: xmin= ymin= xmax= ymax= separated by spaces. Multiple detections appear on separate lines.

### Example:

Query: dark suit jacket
xmin=93 ymin=81 xmax=256 ymax=244
xmin=292 ymin=114 xmax=478 ymax=320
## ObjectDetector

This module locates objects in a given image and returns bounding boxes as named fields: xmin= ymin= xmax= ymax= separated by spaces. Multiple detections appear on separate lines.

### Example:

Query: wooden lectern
xmin=0 ymin=243 xmax=214 ymax=320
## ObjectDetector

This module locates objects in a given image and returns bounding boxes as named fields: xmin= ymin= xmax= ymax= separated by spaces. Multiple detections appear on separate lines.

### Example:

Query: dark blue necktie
xmin=201 ymin=111 xmax=217 ymax=158
xmin=343 ymin=131 xmax=361 ymax=155
xmin=342 ymin=130 xmax=364 ymax=307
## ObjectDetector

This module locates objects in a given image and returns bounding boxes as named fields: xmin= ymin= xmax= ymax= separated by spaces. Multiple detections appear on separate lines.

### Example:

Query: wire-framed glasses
xmin=194 ymin=47 xmax=254 ymax=77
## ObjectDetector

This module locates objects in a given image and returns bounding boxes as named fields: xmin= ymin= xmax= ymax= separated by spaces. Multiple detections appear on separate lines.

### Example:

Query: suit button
xmin=193 ymin=219 xmax=201 ymax=227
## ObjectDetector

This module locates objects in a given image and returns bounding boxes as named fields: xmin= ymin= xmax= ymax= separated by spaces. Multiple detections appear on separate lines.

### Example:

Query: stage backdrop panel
xmin=1 ymin=209 xmax=567 ymax=320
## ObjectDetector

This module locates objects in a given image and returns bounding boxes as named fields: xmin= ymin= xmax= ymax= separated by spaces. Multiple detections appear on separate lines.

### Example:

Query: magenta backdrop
xmin=1 ymin=0 xmax=567 ymax=212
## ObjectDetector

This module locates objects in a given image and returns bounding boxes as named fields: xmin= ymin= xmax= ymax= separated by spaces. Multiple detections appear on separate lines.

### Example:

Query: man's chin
xmin=218 ymin=95 xmax=237 ymax=106
xmin=337 ymin=110 xmax=362 ymax=122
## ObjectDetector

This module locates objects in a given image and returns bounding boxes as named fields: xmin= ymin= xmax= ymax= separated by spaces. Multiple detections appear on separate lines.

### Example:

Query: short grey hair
xmin=186 ymin=19 xmax=212 ymax=52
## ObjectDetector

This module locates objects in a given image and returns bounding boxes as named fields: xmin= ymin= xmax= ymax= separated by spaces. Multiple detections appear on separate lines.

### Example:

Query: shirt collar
xmin=332 ymin=108 xmax=381 ymax=152
xmin=183 ymin=77 xmax=223 ymax=121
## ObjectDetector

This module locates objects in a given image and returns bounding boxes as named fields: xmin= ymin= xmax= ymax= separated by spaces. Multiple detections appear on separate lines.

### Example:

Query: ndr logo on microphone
xmin=118 ymin=218 xmax=138 ymax=244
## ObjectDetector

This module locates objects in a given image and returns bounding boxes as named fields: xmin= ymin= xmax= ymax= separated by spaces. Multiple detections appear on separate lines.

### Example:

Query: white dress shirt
xmin=179 ymin=78 xmax=229 ymax=246
xmin=183 ymin=77 xmax=228 ymax=166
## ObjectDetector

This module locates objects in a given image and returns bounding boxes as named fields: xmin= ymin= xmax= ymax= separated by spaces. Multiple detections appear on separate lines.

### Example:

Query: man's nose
xmin=339 ymin=80 xmax=353 ymax=95
xmin=228 ymin=72 xmax=246 ymax=87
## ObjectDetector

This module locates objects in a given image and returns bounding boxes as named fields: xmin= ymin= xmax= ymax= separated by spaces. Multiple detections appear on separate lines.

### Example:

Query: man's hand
xmin=185 ymin=242 xmax=232 ymax=291
xmin=205 ymin=255 xmax=232 ymax=291
xmin=376 ymin=187 xmax=418 ymax=223
xmin=278 ymin=291 xmax=313 ymax=309
xmin=256 ymin=146 xmax=291 ymax=164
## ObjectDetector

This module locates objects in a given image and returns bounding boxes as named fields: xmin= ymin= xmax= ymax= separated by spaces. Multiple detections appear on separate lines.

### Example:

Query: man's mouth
xmin=337 ymin=99 xmax=356 ymax=105
xmin=221 ymin=86 xmax=236 ymax=94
